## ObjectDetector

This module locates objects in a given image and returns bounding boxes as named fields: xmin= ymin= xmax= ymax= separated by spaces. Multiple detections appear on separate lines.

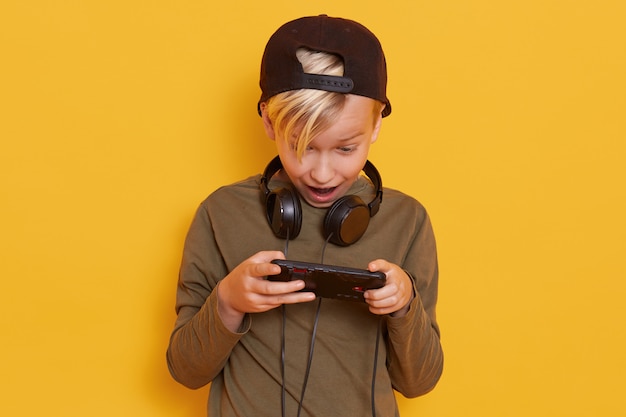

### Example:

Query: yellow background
xmin=1 ymin=1 xmax=625 ymax=416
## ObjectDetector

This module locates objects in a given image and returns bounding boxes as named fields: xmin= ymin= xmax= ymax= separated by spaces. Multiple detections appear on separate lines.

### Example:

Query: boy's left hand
xmin=364 ymin=259 xmax=414 ymax=317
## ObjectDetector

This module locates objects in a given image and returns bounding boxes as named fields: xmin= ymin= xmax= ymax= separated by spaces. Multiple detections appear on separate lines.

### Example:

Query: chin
xmin=306 ymin=199 xmax=334 ymax=209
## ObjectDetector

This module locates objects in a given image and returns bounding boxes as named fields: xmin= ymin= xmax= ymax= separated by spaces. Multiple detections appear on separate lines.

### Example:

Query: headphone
xmin=259 ymin=156 xmax=383 ymax=246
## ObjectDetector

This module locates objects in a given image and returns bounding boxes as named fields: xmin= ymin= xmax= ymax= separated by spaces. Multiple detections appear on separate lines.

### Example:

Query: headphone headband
xmin=259 ymin=156 xmax=285 ymax=197
xmin=362 ymin=160 xmax=383 ymax=217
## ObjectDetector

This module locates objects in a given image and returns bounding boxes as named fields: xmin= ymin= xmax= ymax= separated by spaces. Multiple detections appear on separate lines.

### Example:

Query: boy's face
xmin=264 ymin=95 xmax=383 ymax=208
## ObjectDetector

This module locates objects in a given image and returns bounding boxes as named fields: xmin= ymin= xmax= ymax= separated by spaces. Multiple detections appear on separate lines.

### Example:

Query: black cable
xmin=320 ymin=232 xmax=333 ymax=265
xmin=371 ymin=317 xmax=383 ymax=417
xmin=282 ymin=231 xmax=385 ymax=417
xmin=281 ymin=304 xmax=286 ymax=417
xmin=280 ymin=228 xmax=290 ymax=417
xmin=296 ymin=298 xmax=322 ymax=417
xmin=295 ymin=235 xmax=329 ymax=416
xmin=284 ymin=228 xmax=290 ymax=258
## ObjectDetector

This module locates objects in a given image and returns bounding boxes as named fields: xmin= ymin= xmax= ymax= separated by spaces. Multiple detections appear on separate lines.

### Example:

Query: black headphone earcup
xmin=323 ymin=195 xmax=371 ymax=246
xmin=261 ymin=156 xmax=382 ymax=246
xmin=266 ymin=187 xmax=302 ymax=239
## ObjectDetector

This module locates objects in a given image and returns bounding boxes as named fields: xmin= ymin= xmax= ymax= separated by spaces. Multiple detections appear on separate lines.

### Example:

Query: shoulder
xmin=190 ymin=175 xmax=267 ymax=226
xmin=381 ymin=186 xmax=428 ymax=215
xmin=210 ymin=175 xmax=262 ymax=197
xmin=201 ymin=175 xmax=263 ymax=206
xmin=372 ymin=186 xmax=433 ymax=239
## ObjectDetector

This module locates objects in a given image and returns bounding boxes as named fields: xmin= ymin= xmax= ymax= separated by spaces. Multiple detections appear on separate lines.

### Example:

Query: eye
xmin=338 ymin=145 xmax=356 ymax=153
xmin=287 ymin=140 xmax=299 ymax=152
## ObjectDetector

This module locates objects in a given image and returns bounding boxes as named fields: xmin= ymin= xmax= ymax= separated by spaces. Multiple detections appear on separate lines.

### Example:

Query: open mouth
xmin=310 ymin=187 xmax=336 ymax=196
xmin=306 ymin=186 xmax=339 ymax=204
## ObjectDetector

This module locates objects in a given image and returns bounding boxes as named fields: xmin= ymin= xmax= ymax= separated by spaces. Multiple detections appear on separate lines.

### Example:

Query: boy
xmin=167 ymin=15 xmax=443 ymax=417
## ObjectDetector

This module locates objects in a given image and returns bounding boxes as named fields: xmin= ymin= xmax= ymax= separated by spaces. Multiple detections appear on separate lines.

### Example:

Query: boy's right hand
xmin=217 ymin=251 xmax=316 ymax=332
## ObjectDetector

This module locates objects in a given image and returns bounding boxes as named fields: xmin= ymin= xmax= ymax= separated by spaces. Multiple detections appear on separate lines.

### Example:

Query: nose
xmin=309 ymin=155 xmax=334 ymax=185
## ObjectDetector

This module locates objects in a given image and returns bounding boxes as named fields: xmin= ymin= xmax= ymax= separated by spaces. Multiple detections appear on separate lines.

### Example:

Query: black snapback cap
xmin=258 ymin=15 xmax=391 ymax=117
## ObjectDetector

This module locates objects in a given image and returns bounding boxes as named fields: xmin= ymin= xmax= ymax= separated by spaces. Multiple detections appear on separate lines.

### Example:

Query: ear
xmin=259 ymin=102 xmax=276 ymax=140
xmin=370 ymin=111 xmax=384 ymax=144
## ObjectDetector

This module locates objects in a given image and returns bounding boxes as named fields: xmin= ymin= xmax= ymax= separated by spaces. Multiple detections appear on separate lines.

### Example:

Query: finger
xmin=249 ymin=260 xmax=282 ymax=279
xmin=365 ymin=285 xmax=405 ymax=312
xmin=260 ymin=250 xmax=287 ymax=262
xmin=251 ymin=290 xmax=316 ymax=312
xmin=368 ymin=305 xmax=397 ymax=316
xmin=271 ymin=291 xmax=316 ymax=306
xmin=368 ymin=259 xmax=390 ymax=273
xmin=256 ymin=278 xmax=307 ymax=295
xmin=364 ymin=282 xmax=395 ymax=301
xmin=366 ymin=295 xmax=397 ymax=310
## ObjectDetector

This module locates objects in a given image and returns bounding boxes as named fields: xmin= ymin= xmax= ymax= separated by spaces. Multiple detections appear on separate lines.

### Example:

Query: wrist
xmin=390 ymin=290 xmax=415 ymax=318
xmin=216 ymin=282 xmax=245 ymax=332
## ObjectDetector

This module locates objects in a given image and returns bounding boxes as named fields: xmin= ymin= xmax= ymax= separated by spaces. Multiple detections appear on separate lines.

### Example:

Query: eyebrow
xmin=337 ymin=131 xmax=365 ymax=141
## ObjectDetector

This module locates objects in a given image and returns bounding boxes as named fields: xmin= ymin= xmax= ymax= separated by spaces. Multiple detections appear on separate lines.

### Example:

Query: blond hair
xmin=263 ymin=48 xmax=346 ymax=160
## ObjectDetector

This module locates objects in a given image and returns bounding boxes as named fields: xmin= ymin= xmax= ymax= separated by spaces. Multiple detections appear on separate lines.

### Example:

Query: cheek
xmin=274 ymin=141 xmax=295 ymax=166
xmin=339 ymin=163 xmax=365 ymax=182
xmin=276 ymin=156 xmax=306 ymax=182
xmin=273 ymin=136 xmax=288 ymax=153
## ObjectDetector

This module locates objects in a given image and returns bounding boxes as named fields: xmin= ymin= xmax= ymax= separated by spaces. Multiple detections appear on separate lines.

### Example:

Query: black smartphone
xmin=268 ymin=259 xmax=386 ymax=302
